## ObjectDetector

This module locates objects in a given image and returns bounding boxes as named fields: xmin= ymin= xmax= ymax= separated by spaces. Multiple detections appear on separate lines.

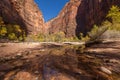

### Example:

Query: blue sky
xmin=34 ymin=0 xmax=69 ymax=22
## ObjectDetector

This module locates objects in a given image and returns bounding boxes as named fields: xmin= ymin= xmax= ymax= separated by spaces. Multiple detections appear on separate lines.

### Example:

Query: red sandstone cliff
xmin=45 ymin=0 xmax=81 ymax=37
xmin=0 ymin=0 xmax=44 ymax=35
xmin=46 ymin=0 xmax=120 ymax=37
xmin=0 ymin=0 xmax=120 ymax=37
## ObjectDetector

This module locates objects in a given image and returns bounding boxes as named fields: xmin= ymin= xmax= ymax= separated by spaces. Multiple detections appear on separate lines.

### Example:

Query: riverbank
xmin=0 ymin=40 xmax=120 ymax=80
xmin=0 ymin=42 xmax=85 ymax=57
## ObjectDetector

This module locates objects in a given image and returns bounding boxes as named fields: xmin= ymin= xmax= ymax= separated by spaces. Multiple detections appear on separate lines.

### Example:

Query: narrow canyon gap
xmin=34 ymin=0 xmax=69 ymax=22
xmin=0 ymin=0 xmax=120 ymax=37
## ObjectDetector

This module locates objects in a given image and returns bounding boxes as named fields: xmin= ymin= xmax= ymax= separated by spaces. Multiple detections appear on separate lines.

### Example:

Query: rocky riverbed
xmin=0 ymin=41 xmax=120 ymax=80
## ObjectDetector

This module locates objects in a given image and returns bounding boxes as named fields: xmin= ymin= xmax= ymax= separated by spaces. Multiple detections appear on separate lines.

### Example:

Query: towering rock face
xmin=0 ymin=0 xmax=44 ymax=35
xmin=76 ymin=0 xmax=120 ymax=37
xmin=46 ymin=0 xmax=120 ymax=37
xmin=46 ymin=0 xmax=81 ymax=37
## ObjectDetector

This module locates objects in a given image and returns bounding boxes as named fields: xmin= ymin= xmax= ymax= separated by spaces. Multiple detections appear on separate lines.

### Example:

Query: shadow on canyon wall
xmin=0 ymin=0 xmax=28 ymax=34
xmin=75 ymin=0 xmax=120 ymax=37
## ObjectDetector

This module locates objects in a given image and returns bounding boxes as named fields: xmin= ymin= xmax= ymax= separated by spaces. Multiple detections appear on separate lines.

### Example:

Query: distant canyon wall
xmin=0 ymin=0 xmax=45 ymax=35
xmin=46 ymin=0 xmax=120 ymax=37
xmin=0 ymin=0 xmax=120 ymax=37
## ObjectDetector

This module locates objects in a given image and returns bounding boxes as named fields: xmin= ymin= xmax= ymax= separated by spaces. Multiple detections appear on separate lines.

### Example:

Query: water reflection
xmin=0 ymin=44 xmax=120 ymax=80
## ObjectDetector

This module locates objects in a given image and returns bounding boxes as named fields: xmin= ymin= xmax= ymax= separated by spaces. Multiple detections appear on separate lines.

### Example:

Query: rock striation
xmin=0 ymin=0 xmax=44 ymax=35
xmin=46 ymin=0 xmax=120 ymax=37
xmin=0 ymin=0 xmax=120 ymax=37
xmin=45 ymin=0 xmax=81 ymax=37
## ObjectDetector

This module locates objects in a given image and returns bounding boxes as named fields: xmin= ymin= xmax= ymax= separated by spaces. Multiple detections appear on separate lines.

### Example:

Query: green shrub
xmin=87 ymin=6 xmax=120 ymax=41
xmin=25 ymin=31 xmax=80 ymax=42
xmin=79 ymin=33 xmax=90 ymax=42
xmin=0 ymin=26 xmax=7 ymax=37
xmin=0 ymin=16 xmax=26 ymax=41
xmin=8 ymin=33 xmax=17 ymax=40
xmin=88 ymin=25 xmax=99 ymax=38
xmin=14 ymin=25 xmax=22 ymax=33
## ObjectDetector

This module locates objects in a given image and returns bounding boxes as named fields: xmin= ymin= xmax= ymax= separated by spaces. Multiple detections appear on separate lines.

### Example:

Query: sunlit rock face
xmin=0 ymin=0 xmax=120 ymax=36
xmin=0 ymin=0 xmax=45 ymax=35
xmin=46 ymin=0 xmax=120 ymax=37
xmin=45 ymin=0 xmax=81 ymax=37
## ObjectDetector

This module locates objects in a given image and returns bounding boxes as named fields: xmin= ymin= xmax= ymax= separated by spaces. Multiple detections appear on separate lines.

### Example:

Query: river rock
xmin=14 ymin=71 xmax=36 ymax=80
xmin=17 ymin=53 xmax=22 ymax=56
xmin=100 ymin=67 xmax=112 ymax=75
xmin=109 ymin=59 xmax=120 ymax=63
xmin=34 ymin=71 xmax=39 ymax=74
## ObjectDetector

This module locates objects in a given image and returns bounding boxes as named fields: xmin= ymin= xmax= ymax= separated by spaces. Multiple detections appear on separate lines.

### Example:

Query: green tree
xmin=107 ymin=6 xmax=120 ymax=23
xmin=87 ymin=6 xmax=120 ymax=41
xmin=107 ymin=6 xmax=120 ymax=31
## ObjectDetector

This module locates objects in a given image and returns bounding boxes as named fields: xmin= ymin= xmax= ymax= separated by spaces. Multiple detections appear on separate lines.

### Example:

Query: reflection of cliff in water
xmin=0 ymin=44 xmax=120 ymax=80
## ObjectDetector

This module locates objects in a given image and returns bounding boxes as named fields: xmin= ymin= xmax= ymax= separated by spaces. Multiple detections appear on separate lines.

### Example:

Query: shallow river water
xmin=0 ymin=43 xmax=120 ymax=80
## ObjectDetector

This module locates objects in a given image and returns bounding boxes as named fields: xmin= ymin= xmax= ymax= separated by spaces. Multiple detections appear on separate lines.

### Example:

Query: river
xmin=0 ymin=42 xmax=120 ymax=80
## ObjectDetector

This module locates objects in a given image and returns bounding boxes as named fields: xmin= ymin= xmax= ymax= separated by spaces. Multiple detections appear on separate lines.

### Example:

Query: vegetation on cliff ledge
xmin=0 ymin=6 xmax=119 ymax=42
xmin=0 ymin=17 xmax=26 ymax=41
xmin=85 ymin=5 xmax=120 ymax=41
xmin=26 ymin=31 xmax=80 ymax=42
xmin=26 ymin=6 xmax=120 ymax=42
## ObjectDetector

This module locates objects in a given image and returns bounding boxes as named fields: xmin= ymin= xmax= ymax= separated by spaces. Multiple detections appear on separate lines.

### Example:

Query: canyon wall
xmin=46 ymin=0 xmax=120 ymax=37
xmin=0 ymin=0 xmax=120 ymax=37
xmin=45 ymin=0 xmax=81 ymax=37
xmin=0 ymin=0 xmax=44 ymax=35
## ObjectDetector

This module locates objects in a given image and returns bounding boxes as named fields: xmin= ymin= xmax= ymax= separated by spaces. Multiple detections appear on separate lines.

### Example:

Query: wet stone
xmin=109 ymin=59 xmax=120 ymax=63
xmin=11 ymin=56 xmax=16 ymax=59
xmin=28 ymin=51 xmax=32 ymax=54
xmin=100 ymin=67 xmax=112 ymax=75
xmin=14 ymin=71 xmax=36 ymax=80
xmin=34 ymin=71 xmax=39 ymax=74
xmin=17 ymin=53 xmax=21 ymax=55
xmin=26 ymin=60 xmax=30 ymax=62
xmin=35 ymin=77 xmax=39 ymax=80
